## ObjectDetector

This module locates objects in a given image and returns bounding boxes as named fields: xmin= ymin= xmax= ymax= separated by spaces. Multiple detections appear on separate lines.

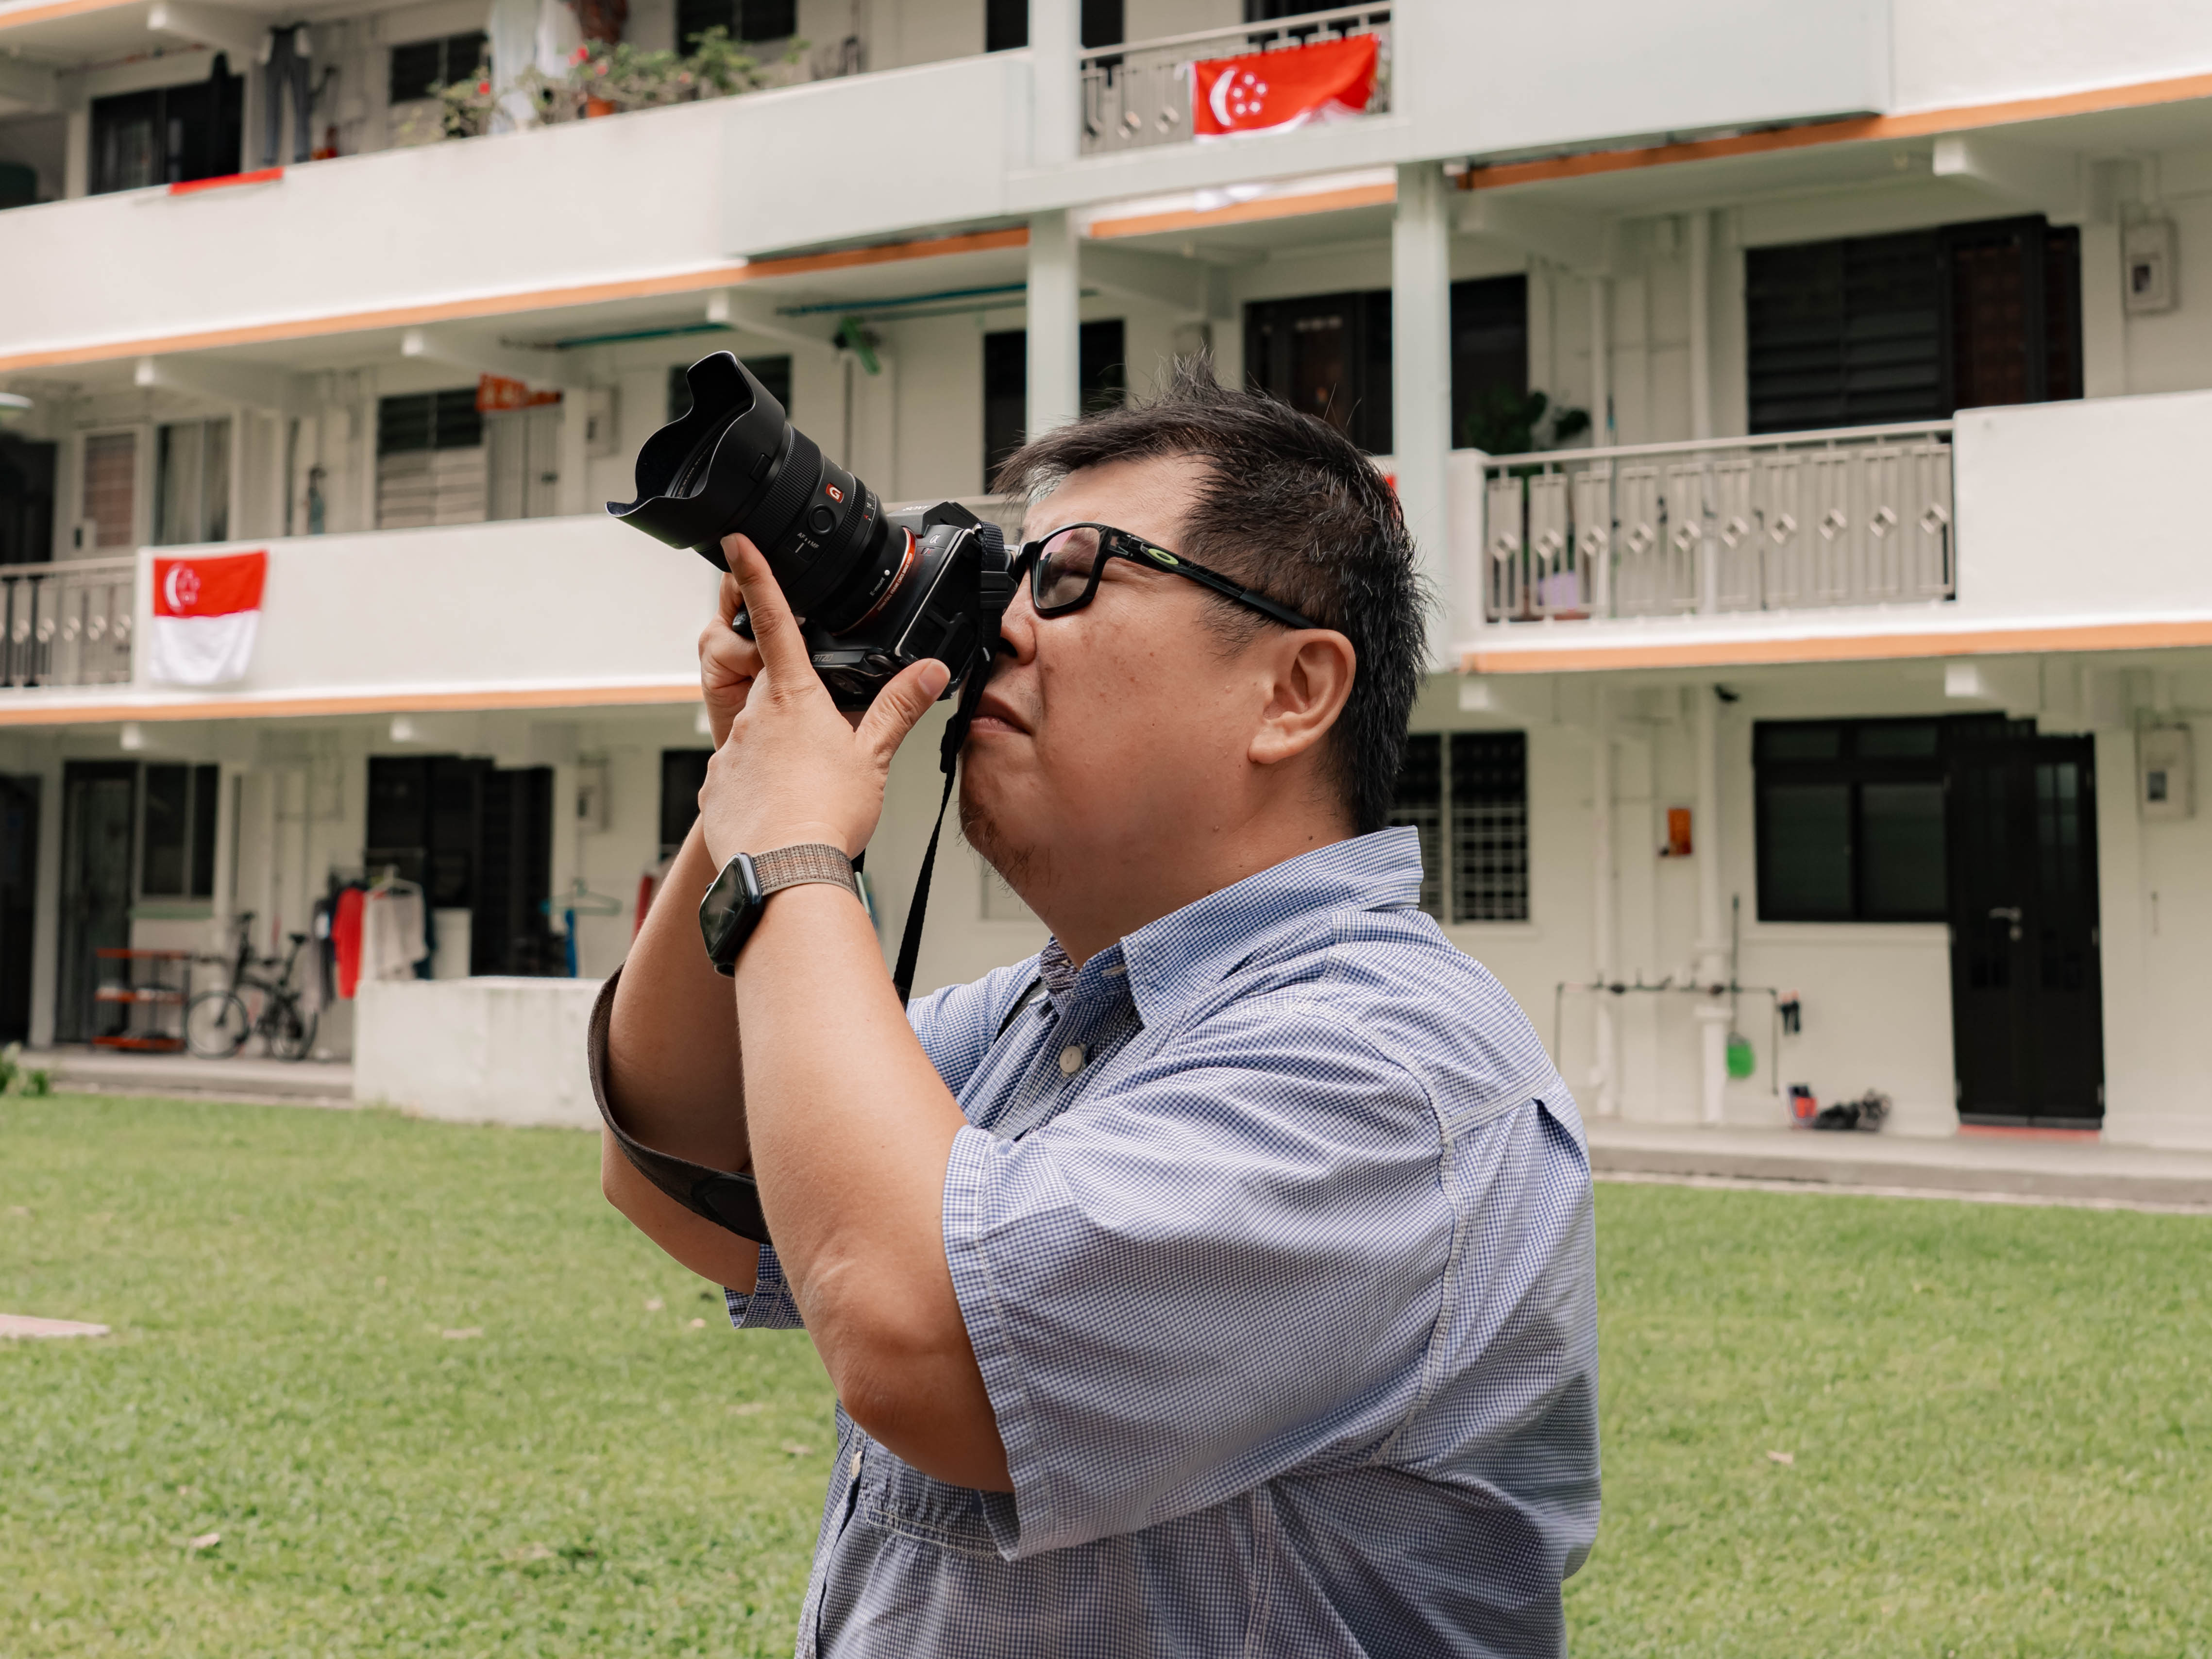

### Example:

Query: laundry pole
xmin=1693 ymin=685 xmax=1728 ymax=1125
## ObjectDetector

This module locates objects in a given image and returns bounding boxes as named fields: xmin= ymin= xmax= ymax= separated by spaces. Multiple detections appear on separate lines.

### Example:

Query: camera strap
xmin=890 ymin=648 xmax=992 ymax=1005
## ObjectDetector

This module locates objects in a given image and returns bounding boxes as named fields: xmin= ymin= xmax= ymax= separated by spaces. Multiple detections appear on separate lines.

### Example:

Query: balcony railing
xmin=0 ymin=559 xmax=135 ymax=687
xmin=1079 ymin=5 xmax=1392 ymax=156
xmin=1482 ymin=424 xmax=1956 ymax=624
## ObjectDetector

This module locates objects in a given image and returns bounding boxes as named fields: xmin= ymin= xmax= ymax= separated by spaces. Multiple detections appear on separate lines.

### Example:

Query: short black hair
xmin=994 ymin=357 xmax=1431 ymax=836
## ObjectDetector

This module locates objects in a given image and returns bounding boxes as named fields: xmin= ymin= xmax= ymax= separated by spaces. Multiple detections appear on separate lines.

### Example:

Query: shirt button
xmin=1058 ymin=1044 xmax=1086 ymax=1077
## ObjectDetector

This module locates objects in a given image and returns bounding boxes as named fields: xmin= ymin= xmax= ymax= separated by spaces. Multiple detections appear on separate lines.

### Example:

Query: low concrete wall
xmin=354 ymin=977 xmax=601 ymax=1130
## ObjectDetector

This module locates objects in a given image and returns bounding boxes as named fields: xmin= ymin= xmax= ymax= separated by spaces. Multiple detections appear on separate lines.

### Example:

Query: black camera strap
xmin=890 ymin=655 xmax=990 ymax=1004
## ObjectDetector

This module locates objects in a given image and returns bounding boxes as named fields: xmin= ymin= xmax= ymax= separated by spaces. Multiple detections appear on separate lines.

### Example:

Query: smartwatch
xmin=699 ymin=843 xmax=861 ymax=975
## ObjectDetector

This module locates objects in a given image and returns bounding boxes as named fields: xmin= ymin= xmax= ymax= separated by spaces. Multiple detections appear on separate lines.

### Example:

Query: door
xmin=57 ymin=762 xmax=136 ymax=1043
xmin=0 ymin=775 xmax=39 ymax=1042
xmin=1946 ymin=729 xmax=2104 ymax=1127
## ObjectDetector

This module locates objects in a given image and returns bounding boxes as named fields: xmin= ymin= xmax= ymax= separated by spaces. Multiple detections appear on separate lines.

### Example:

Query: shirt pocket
xmin=859 ymin=1450 xmax=1016 ymax=1559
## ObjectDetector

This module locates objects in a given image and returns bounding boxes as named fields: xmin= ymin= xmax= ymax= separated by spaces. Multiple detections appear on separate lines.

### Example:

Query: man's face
xmin=960 ymin=454 xmax=1269 ymax=897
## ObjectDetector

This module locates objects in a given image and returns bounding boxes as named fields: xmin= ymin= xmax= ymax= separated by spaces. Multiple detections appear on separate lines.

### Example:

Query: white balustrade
xmin=0 ymin=559 xmax=135 ymax=687
xmin=1482 ymin=423 xmax=1955 ymax=623
xmin=1079 ymin=6 xmax=1391 ymax=157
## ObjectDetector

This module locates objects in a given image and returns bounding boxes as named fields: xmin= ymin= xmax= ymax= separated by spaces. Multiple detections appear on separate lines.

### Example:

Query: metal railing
xmin=0 ymin=558 xmax=135 ymax=686
xmin=1079 ymin=5 xmax=1391 ymax=156
xmin=1482 ymin=423 xmax=1956 ymax=623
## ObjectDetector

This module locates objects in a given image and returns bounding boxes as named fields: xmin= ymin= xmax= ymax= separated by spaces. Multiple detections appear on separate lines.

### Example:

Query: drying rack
xmin=93 ymin=948 xmax=193 ymax=1051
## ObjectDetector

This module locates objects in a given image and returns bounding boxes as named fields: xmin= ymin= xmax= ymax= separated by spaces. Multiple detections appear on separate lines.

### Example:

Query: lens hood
xmin=606 ymin=353 xmax=791 ymax=559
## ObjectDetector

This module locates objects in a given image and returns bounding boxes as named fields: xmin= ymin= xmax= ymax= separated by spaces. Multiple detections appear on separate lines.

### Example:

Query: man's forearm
xmin=732 ymin=883 xmax=1010 ymax=1490
xmin=605 ymin=815 xmax=751 ymax=1169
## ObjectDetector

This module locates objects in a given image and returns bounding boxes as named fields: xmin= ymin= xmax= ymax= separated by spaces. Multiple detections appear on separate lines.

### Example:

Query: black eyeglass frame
xmin=1012 ymin=522 xmax=1323 ymax=632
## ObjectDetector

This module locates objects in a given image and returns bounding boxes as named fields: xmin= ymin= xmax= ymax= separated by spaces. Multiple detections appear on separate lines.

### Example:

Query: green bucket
xmin=1725 ymin=1031 xmax=1756 ymax=1080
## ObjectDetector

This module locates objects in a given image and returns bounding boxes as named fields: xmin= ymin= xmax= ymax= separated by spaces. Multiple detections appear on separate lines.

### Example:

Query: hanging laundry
xmin=332 ymin=885 xmax=365 ymax=999
xmin=360 ymin=880 xmax=429 ymax=983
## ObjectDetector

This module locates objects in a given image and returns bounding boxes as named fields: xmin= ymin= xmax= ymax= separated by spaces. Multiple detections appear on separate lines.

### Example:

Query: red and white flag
xmin=149 ymin=549 xmax=266 ymax=686
xmin=1192 ymin=34 xmax=1379 ymax=140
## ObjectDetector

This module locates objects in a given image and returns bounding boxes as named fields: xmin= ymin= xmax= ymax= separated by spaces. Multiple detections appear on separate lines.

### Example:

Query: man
xmin=597 ymin=365 xmax=1600 ymax=1656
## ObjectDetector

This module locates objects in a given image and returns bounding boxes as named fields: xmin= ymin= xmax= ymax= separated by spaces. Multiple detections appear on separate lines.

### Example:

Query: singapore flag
xmin=149 ymin=549 xmax=267 ymax=686
xmin=1192 ymin=34 xmax=1379 ymax=140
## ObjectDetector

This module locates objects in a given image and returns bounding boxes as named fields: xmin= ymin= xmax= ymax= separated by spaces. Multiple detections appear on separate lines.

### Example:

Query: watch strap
xmin=751 ymin=841 xmax=860 ymax=901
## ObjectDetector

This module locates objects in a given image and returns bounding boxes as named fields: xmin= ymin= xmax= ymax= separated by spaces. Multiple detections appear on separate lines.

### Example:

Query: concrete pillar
xmin=1687 ymin=209 xmax=1713 ymax=441
xmin=28 ymin=742 xmax=63 ymax=1048
xmin=1026 ymin=207 xmax=1082 ymax=437
xmin=1391 ymin=159 xmax=1453 ymax=663
xmin=1590 ymin=688 xmax=1617 ymax=1117
xmin=556 ymin=389 xmax=591 ymax=517
xmin=1589 ymin=276 xmax=1612 ymax=447
xmin=1030 ymin=0 xmax=1080 ymax=169
xmin=1693 ymin=684 xmax=1729 ymax=1125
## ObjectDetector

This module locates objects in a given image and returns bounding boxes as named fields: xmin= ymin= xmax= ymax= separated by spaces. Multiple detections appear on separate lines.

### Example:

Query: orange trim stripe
xmin=1461 ymin=618 xmax=2212 ymax=675
xmin=0 ymin=680 xmax=703 ymax=727
xmin=1464 ymin=70 xmax=2212 ymax=192
xmin=0 ymin=0 xmax=139 ymax=32
xmin=168 ymin=167 xmax=284 ymax=195
xmin=0 ymin=226 xmax=1029 ymax=375
xmin=1087 ymin=181 xmax=1396 ymax=240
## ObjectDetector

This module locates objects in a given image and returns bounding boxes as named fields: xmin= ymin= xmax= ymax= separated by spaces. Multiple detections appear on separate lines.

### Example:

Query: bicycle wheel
xmin=185 ymin=991 xmax=252 ymax=1059
xmin=264 ymin=996 xmax=318 ymax=1062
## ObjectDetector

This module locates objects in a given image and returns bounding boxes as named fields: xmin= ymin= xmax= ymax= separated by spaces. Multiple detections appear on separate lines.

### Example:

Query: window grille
xmin=1388 ymin=731 xmax=1531 ymax=924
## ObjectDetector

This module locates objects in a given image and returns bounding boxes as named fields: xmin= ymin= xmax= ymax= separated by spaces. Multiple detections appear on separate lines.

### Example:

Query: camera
xmin=608 ymin=352 xmax=1013 ymax=709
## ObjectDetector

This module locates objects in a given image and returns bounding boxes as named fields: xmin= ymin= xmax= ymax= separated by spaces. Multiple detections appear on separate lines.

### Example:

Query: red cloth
xmin=333 ymin=886 xmax=365 ymax=999
xmin=1192 ymin=34 xmax=1378 ymax=139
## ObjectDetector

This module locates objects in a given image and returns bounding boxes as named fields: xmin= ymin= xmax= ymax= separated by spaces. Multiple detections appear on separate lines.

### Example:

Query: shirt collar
xmin=1038 ymin=828 xmax=1424 ymax=1027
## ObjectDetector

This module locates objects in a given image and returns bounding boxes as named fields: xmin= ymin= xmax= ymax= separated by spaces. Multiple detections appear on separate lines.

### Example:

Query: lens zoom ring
xmin=752 ymin=427 xmax=823 ymax=553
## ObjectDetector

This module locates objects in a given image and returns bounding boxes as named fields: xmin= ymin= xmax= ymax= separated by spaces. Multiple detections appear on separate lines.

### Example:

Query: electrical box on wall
xmin=2124 ymin=219 xmax=2178 ymax=315
xmin=2139 ymin=727 xmax=2192 ymax=821
xmin=575 ymin=760 xmax=611 ymax=833
xmin=584 ymin=388 xmax=619 ymax=458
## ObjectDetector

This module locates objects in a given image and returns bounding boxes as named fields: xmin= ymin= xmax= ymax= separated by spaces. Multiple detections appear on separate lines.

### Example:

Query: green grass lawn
xmin=3 ymin=1094 xmax=2207 ymax=1657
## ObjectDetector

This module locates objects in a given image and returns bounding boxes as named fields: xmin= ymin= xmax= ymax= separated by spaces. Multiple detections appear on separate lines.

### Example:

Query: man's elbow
xmin=820 ymin=1307 xmax=1011 ymax=1491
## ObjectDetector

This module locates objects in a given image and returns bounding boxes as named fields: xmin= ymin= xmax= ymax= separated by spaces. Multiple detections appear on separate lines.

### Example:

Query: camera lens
xmin=607 ymin=352 xmax=910 ymax=632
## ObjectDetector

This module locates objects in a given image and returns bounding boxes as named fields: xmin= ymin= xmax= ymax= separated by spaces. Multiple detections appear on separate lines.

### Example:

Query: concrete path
xmin=0 ymin=1314 xmax=110 ymax=1338
xmin=1588 ymin=1120 xmax=2212 ymax=1211
xmin=30 ymin=1047 xmax=353 ymax=1105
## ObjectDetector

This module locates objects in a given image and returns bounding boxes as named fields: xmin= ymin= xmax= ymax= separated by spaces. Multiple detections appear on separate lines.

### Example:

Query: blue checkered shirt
xmin=726 ymin=828 xmax=1600 ymax=1657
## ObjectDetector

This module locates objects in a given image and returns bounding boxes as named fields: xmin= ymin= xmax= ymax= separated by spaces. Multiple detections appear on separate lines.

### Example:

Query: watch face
xmin=699 ymin=852 xmax=761 ymax=967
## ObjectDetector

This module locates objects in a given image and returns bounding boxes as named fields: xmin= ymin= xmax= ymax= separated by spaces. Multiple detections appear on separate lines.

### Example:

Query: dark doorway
xmin=0 ymin=434 xmax=56 ymax=566
xmin=365 ymin=755 xmax=557 ymax=976
xmin=90 ymin=58 xmax=245 ymax=194
xmin=0 ymin=775 xmax=38 ymax=1042
xmin=1245 ymin=289 xmax=1394 ymax=454
xmin=1745 ymin=214 xmax=2081 ymax=434
xmin=1945 ymin=726 xmax=2104 ymax=1127
xmin=58 ymin=762 xmax=136 ymax=1042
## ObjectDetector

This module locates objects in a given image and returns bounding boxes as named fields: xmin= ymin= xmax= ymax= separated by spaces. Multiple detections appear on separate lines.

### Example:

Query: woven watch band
xmin=752 ymin=842 xmax=860 ymax=901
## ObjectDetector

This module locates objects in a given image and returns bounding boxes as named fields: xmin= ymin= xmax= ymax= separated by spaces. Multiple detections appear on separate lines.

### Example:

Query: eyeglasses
xmin=1012 ymin=523 xmax=1321 ymax=631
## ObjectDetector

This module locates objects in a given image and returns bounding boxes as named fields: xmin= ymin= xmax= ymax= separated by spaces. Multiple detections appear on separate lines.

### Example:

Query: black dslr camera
xmin=607 ymin=352 xmax=1012 ymax=710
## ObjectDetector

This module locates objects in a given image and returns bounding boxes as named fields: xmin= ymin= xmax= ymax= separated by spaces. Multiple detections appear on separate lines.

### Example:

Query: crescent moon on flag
xmin=1209 ymin=69 xmax=1237 ymax=128
xmin=163 ymin=566 xmax=186 ymax=612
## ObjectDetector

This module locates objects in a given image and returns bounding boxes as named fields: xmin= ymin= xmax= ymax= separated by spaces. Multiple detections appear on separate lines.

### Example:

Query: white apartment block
xmin=3 ymin=0 xmax=2212 ymax=1148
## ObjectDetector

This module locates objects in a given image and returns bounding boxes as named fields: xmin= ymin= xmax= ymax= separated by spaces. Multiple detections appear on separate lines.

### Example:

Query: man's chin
xmin=957 ymin=782 xmax=1038 ymax=894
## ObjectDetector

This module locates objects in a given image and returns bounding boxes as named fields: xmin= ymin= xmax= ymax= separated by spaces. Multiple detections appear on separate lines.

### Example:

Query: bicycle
xmin=185 ymin=912 xmax=320 ymax=1063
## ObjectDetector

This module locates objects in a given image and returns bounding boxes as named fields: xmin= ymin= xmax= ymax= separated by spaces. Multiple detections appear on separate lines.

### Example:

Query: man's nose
xmin=996 ymin=579 xmax=1040 ymax=663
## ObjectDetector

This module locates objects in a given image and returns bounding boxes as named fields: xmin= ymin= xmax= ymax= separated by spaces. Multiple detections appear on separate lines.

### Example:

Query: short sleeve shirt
xmin=726 ymin=827 xmax=1600 ymax=1658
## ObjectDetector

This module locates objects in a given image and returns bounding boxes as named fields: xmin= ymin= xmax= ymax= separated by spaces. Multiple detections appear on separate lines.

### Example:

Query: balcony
xmin=0 ymin=559 xmax=135 ymax=687
xmin=1481 ymin=424 xmax=1956 ymax=624
xmin=1079 ymin=5 xmax=1391 ymax=157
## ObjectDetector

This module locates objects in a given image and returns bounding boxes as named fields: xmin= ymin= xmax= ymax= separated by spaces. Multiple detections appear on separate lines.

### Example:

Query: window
xmin=79 ymin=432 xmax=137 ymax=550
xmin=659 ymin=748 xmax=712 ymax=858
xmin=1754 ymin=719 xmax=1950 ymax=922
xmin=980 ymin=321 xmax=1127 ymax=491
xmin=0 ymin=434 xmax=57 ymax=565
xmin=139 ymin=763 xmax=220 ymax=899
xmin=376 ymin=389 xmax=486 ymax=529
xmin=1746 ymin=216 xmax=2081 ymax=434
xmin=678 ymin=0 xmax=797 ymax=47
xmin=90 ymin=62 xmax=243 ymax=194
xmin=1390 ymin=731 xmax=1530 ymax=924
xmin=988 ymin=0 xmax=1122 ymax=51
xmin=1451 ymin=275 xmax=1529 ymax=450
xmin=154 ymin=419 xmax=231 ymax=546
xmin=367 ymin=755 xmax=557 ymax=975
xmin=389 ymin=32 xmax=488 ymax=103
xmin=1245 ymin=291 xmax=1393 ymax=455
xmin=670 ymin=354 xmax=789 ymax=423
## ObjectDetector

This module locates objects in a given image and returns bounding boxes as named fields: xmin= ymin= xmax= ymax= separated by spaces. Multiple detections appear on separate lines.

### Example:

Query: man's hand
xmin=698 ymin=562 xmax=761 ymax=750
xmin=700 ymin=534 xmax=950 ymax=864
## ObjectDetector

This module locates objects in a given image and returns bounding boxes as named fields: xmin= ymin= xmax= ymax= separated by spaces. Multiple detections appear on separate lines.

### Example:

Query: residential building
xmin=3 ymin=0 xmax=2211 ymax=1149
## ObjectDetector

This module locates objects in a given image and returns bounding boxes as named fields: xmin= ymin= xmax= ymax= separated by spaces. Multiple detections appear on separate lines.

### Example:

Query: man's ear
xmin=1249 ymin=631 xmax=1357 ymax=768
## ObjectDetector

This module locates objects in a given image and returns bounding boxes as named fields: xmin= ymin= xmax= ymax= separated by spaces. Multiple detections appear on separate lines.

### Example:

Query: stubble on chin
xmin=959 ymin=774 xmax=1038 ymax=896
